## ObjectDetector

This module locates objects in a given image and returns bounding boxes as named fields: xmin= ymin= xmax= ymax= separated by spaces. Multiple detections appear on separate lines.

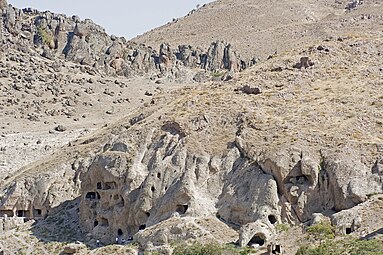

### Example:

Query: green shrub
xmin=307 ymin=221 xmax=335 ymax=241
xmin=172 ymin=242 xmax=253 ymax=255
xmin=173 ymin=243 xmax=223 ymax=255
xmin=276 ymin=223 xmax=290 ymax=233
xmin=296 ymin=237 xmax=383 ymax=255
xmin=37 ymin=27 xmax=54 ymax=47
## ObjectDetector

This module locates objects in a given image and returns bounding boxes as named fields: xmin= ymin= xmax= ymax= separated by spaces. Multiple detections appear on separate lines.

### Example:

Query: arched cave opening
xmin=139 ymin=224 xmax=146 ymax=230
xmin=248 ymin=233 xmax=266 ymax=247
xmin=157 ymin=172 xmax=161 ymax=179
xmin=268 ymin=215 xmax=277 ymax=224
xmin=145 ymin=212 xmax=150 ymax=217
xmin=151 ymin=186 xmax=156 ymax=192
xmin=117 ymin=228 xmax=123 ymax=236
xmin=176 ymin=204 xmax=189 ymax=215
xmin=85 ymin=192 xmax=100 ymax=200
xmin=94 ymin=220 xmax=99 ymax=227
xmin=346 ymin=227 xmax=352 ymax=234
xmin=100 ymin=218 xmax=109 ymax=227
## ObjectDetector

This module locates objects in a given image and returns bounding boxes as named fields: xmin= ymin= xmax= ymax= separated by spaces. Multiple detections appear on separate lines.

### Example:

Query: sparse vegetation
xmin=276 ymin=223 xmax=290 ymax=233
xmin=296 ymin=237 xmax=383 ymax=255
xmin=172 ymin=242 xmax=254 ymax=255
xmin=37 ymin=27 xmax=54 ymax=47
xmin=306 ymin=221 xmax=335 ymax=242
xmin=210 ymin=71 xmax=225 ymax=78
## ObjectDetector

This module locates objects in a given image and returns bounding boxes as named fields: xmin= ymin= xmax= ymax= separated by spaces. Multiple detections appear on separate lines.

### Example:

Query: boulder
xmin=63 ymin=245 xmax=77 ymax=254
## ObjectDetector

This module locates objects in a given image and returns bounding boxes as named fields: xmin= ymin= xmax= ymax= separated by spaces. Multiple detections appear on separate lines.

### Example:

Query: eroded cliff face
xmin=76 ymin=128 xmax=382 ymax=245
xmin=1 ymin=32 xmax=382 ymax=252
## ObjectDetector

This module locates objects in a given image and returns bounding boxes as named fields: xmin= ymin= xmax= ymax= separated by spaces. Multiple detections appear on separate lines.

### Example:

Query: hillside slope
xmin=1 ymin=0 xmax=383 ymax=254
xmin=133 ymin=0 xmax=383 ymax=60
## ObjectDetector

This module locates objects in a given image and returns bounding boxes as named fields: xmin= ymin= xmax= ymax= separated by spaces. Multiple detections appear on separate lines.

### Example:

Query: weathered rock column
xmin=0 ymin=0 xmax=7 ymax=9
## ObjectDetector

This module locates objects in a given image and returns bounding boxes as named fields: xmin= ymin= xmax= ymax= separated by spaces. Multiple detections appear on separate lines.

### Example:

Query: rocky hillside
xmin=1 ymin=0 xmax=383 ymax=255
xmin=1 ymin=1 xmax=255 ymax=83
xmin=133 ymin=0 xmax=383 ymax=60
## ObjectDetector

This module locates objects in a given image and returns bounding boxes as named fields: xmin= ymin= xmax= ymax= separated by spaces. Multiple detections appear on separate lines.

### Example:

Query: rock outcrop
xmin=0 ymin=5 xmax=254 ymax=82
xmin=0 ymin=0 xmax=7 ymax=9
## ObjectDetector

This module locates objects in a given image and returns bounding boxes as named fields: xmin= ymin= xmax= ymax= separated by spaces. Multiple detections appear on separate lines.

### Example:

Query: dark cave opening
xmin=248 ymin=233 xmax=266 ymax=247
xmin=268 ymin=214 xmax=277 ymax=224
xmin=176 ymin=204 xmax=189 ymax=214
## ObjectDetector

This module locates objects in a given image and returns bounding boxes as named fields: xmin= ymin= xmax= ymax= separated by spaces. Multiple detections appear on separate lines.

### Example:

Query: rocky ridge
xmin=1 ymin=2 xmax=254 ymax=83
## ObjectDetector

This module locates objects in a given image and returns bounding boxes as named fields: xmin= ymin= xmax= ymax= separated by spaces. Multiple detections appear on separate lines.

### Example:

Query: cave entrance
xmin=248 ymin=233 xmax=266 ymax=247
xmin=97 ymin=182 xmax=102 ymax=189
xmin=94 ymin=220 xmax=99 ymax=227
xmin=176 ymin=204 xmax=188 ymax=215
xmin=117 ymin=229 xmax=123 ymax=236
xmin=346 ymin=227 xmax=352 ymax=234
xmin=100 ymin=218 xmax=109 ymax=227
xmin=85 ymin=192 xmax=100 ymax=200
xmin=33 ymin=208 xmax=43 ymax=217
xmin=268 ymin=215 xmax=277 ymax=225
xmin=16 ymin=210 xmax=31 ymax=218
xmin=272 ymin=244 xmax=281 ymax=254
xmin=139 ymin=224 xmax=146 ymax=230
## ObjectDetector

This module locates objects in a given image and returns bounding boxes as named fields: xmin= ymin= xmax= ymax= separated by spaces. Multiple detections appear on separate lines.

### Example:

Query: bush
xmin=173 ymin=243 xmax=223 ymax=255
xmin=172 ymin=243 xmax=253 ymax=255
xmin=37 ymin=27 xmax=54 ymax=47
xmin=276 ymin=223 xmax=290 ymax=233
xmin=306 ymin=221 xmax=335 ymax=241
xmin=296 ymin=237 xmax=383 ymax=255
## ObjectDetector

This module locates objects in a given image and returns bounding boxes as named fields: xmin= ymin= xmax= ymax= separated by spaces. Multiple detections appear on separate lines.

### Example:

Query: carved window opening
xmin=272 ymin=245 xmax=281 ymax=254
xmin=17 ymin=210 xmax=31 ymax=218
xmin=100 ymin=218 xmax=109 ymax=227
xmin=85 ymin=192 xmax=100 ymax=200
xmin=117 ymin=197 xmax=125 ymax=207
xmin=248 ymin=233 xmax=266 ymax=247
xmin=268 ymin=215 xmax=277 ymax=224
xmin=33 ymin=208 xmax=43 ymax=217
xmin=176 ymin=204 xmax=188 ymax=215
